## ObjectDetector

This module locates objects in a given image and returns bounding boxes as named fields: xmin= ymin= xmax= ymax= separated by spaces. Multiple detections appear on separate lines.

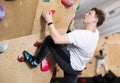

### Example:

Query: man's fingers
xmin=49 ymin=11 xmax=52 ymax=16
xmin=42 ymin=11 xmax=52 ymax=17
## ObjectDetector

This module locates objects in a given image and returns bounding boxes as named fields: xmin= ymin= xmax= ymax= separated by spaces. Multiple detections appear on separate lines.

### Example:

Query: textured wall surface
xmin=0 ymin=0 xmax=38 ymax=41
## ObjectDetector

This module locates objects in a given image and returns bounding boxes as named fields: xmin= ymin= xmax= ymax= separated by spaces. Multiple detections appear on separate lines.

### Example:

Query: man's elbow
xmin=53 ymin=39 xmax=60 ymax=44
xmin=53 ymin=37 xmax=63 ymax=44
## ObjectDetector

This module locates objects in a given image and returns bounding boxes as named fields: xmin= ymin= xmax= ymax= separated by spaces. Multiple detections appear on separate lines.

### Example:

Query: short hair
xmin=99 ymin=50 xmax=103 ymax=55
xmin=91 ymin=8 xmax=106 ymax=27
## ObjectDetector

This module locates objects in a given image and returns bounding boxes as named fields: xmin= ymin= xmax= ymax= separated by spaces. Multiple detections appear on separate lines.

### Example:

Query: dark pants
xmin=35 ymin=35 xmax=81 ymax=83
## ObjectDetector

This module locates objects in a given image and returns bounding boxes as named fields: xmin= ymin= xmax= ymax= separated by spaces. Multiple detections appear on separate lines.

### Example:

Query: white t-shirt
xmin=67 ymin=29 xmax=99 ymax=71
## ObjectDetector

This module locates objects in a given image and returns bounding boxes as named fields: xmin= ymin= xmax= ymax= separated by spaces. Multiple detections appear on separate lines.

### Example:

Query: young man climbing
xmin=23 ymin=8 xmax=106 ymax=83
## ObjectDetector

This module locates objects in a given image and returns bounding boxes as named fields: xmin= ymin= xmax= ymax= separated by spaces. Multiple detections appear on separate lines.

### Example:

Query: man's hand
xmin=42 ymin=11 xmax=53 ymax=23
xmin=94 ymin=56 xmax=98 ymax=59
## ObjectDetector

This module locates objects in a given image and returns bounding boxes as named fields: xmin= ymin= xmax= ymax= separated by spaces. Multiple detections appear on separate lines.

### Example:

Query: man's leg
xmin=23 ymin=35 xmax=51 ymax=67
xmin=23 ymin=36 xmax=70 ymax=67
xmin=102 ymin=60 xmax=108 ymax=73
xmin=23 ymin=35 xmax=70 ymax=68
xmin=64 ymin=72 xmax=80 ymax=83
xmin=35 ymin=36 xmax=80 ymax=74
xmin=23 ymin=35 xmax=81 ymax=82
xmin=35 ymin=35 xmax=70 ymax=64
xmin=35 ymin=35 xmax=81 ymax=83
xmin=96 ymin=60 xmax=101 ymax=75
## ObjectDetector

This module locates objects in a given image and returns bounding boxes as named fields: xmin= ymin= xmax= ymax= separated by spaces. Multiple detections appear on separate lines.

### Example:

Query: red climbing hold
xmin=17 ymin=54 xmax=25 ymax=62
xmin=61 ymin=0 xmax=75 ymax=7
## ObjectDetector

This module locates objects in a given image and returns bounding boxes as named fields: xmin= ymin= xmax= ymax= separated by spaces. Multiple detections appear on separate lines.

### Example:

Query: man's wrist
xmin=48 ymin=22 xmax=53 ymax=26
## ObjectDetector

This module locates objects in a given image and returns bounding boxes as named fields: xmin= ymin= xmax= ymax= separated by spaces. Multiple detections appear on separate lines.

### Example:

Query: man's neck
xmin=85 ymin=24 xmax=97 ymax=32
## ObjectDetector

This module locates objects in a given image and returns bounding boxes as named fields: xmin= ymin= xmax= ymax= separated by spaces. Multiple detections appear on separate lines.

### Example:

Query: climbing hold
xmin=61 ymin=0 xmax=75 ymax=7
xmin=17 ymin=55 xmax=25 ymax=62
xmin=76 ymin=4 xmax=80 ymax=10
xmin=50 ymin=10 xmax=56 ymax=16
xmin=4 ymin=0 xmax=16 ymax=1
xmin=105 ymin=36 xmax=108 ymax=39
xmin=0 ymin=41 xmax=8 ymax=53
xmin=55 ymin=80 xmax=60 ymax=83
xmin=88 ymin=61 xmax=93 ymax=64
xmin=0 ymin=5 xmax=5 ymax=20
xmin=33 ymin=40 xmax=43 ymax=47
xmin=41 ymin=58 xmax=51 ymax=72
xmin=80 ymin=79 xmax=87 ymax=83
xmin=43 ymin=0 xmax=50 ymax=2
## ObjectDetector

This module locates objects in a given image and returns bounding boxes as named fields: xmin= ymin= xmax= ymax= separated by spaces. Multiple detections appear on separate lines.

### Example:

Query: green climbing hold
xmin=68 ymin=24 xmax=71 ymax=29
xmin=43 ymin=0 xmax=50 ymax=2
xmin=76 ymin=4 xmax=80 ymax=10
xmin=55 ymin=80 xmax=60 ymax=83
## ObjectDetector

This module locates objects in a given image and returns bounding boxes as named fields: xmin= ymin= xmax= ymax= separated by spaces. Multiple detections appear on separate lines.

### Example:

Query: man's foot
xmin=23 ymin=51 xmax=37 ymax=68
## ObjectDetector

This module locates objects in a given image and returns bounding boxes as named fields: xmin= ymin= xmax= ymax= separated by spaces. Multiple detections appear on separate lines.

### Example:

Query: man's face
xmin=83 ymin=10 xmax=97 ymax=24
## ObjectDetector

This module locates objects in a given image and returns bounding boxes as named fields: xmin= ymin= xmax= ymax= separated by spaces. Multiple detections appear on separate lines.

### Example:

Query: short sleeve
xmin=67 ymin=30 xmax=86 ymax=47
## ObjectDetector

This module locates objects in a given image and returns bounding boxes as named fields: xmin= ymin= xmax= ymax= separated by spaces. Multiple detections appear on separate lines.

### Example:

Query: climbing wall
xmin=0 ymin=0 xmax=80 ymax=83
xmin=1 ymin=1 xmax=120 ymax=83
xmin=0 ymin=0 xmax=79 ymax=41
xmin=32 ymin=0 xmax=80 ymax=38
xmin=0 ymin=33 xmax=56 ymax=83
xmin=0 ymin=0 xmax=38 ymax=41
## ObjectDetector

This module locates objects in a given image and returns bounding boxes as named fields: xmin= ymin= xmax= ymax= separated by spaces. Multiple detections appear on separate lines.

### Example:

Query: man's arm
xmin=42 ymin=11 xmax=70 ymax=44
xmin=95 ymin=55 xmax=98 ymax=59
xmin=48 ymin=23 xmax=70 ymax=44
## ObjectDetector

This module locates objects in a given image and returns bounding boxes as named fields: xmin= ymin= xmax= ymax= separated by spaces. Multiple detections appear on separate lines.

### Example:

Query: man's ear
xmin=94 ymin=18 xmax=98 ymax=23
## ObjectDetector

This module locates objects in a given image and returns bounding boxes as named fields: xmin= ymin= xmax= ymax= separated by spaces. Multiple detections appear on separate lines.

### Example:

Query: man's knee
xmin=45 ymin=35 xmax=52 ymax=40
xmin=44 ymin=35 xmax=54 ymax=44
